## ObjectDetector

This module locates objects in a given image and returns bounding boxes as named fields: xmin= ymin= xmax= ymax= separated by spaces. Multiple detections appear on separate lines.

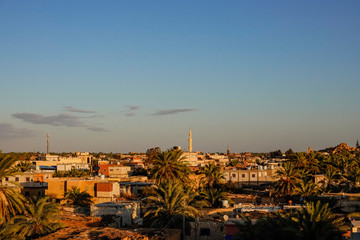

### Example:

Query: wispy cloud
xmin=64 ymin=106 xmax=96 ymax=113
xmin=125 ymin=112 xmax=136 ymax=117
xmin=12 ymin=112 xmax=108 ymax=132
xmin=13 ymin=113 xmax=86 ymax=127
xmin=86 ymin=126 xmax=109 ymax=132
xmin=125 ymin=105 xmax=141 ymax=111
xmin=122 ymin=105 xmax=141 ymax=117
xmin=0 ymin=123 xmax=38 ymax=139
xmin=152 ymin=108 xmax=198 ymax=116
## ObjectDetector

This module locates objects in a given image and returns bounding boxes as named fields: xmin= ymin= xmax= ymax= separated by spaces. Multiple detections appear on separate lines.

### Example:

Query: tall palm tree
xmin=294 ymin=201 xmax=347 ymax=240
xmin=200 ymin=188 xmax=229 ymax=208
xmin=0 ymin=151 xmax=25 ymax=223
xmin=144 ymin=180 xmax=198 ymax=229
xmin=275 ymin=162 xmax=299 ymax=197
xmin=294 ymin=179 xmax=321 ymax=199
xmin=64 ymin=187 xmax=93 ymax=207
xmin=198 ymin=163 xmax=224 ymax=188
xmin=9 ymin=196 xmax=63 ymax=239
xmin=343 ymin=165 xmax=360 ymax=189
xmin=323 ymin=166 xmax=339 ymax=188
xmin=149 ymin=150 xmax=191 ymax=184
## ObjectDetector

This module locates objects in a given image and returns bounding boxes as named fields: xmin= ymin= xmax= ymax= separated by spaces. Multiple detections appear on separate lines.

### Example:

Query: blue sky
xmin=1 ymin=1 xmax=359 ymax=153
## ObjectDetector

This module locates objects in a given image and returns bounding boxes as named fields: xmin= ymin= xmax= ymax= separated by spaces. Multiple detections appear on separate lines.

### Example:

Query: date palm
xmin=275 ymin=162 xmax=299 ymax=197
xmin=294 ymin=201 xmax=347 ymax=240
xmin=9 ymin=196 xmax=63 ymax=239
xmin=149 ymin=150 xmax=190 ymax=184
xmin=64 ymin=187 xmax=93 ymax=207
xmin=200 ymin=188 xmax=229 ymax=208
xmin=144 ymin=180 xmax=198 ymax=229
xmin=199 ymin=163 xmax=224 ymax=188
xmin=294 ymin=179 xmax=321 ymax=199
xmin=0 ymin=152 xmax=25 ymax=223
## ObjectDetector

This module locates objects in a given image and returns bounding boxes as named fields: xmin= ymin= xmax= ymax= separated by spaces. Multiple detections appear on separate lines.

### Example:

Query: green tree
xmin=200 ymin=188 xmax=229 ymax=208
xmin=15 ymin=161 xmax=34 ymax=172
xmin=227 ymin=159 xmax=240 ymax=167
xmin=198 ymin=163 xmax=224 ymax=188
xmin=294 ymin=201 xmax=347 ymax=240
xmin=275 ymin=162 xmax=299 ymax=197
xmin=9 ymin=196 xmax=63 ymax=239
xmin=64 ymin=187 xmax=93 ymax=207
xmin=149 ymin=150 xmax=190 ymax=184
xmin=294 ymin=179 xmax=321 ymax=199
xmin=0 ymin=152 xmax=25 ymax=223
xmin=144 ymin=180 xmax=198 ymax=229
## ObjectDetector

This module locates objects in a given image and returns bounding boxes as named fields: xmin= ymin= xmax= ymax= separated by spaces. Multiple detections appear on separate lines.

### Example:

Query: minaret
xmin=46 ymin=133 xmax=49 ymax=153
xmin=356 ymin=139 xmax=359 ymax=149
xmin=188 ymin=128 xmax=192 ymax=153
xmin=227 ymin=146 xmax=230 ymax=156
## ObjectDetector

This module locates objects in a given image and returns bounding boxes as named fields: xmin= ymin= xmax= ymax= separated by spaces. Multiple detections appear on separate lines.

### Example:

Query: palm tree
xmin=9 ymin=196 xmax=63 ymax=239
xmin=294 ymin=201 xmax=347 ymax=240
xmin=144 ymin=180 xmax=198 ymax=229
xmin=343 ymin=165 xmax=360 ymax=189
xmin=275 ymin=162 xmax=299 ymax=198
xmin=200 ymin=188 xmax=229 ymax=208
xmin=294 ymin=179 xmax=321 ymax=199
xmin=198 ymin=163 xmax=224 ymax=188
xmin=0 ymin=151 xmax=25 ymax=223
xmin=149 ymin=150 xmax=191 ymax=184
xmin=323 ymin=166 xmax=339 ymax=188
xmin=227 ymin=159 xmax=240 ymax=167
xmin=64 ymin=187 xmax=93 ymax=207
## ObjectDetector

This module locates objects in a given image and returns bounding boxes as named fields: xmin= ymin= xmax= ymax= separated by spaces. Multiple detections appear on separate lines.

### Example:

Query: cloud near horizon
xmin=152 ymin=108 xmax=198 ymax=116
xmin=64 ymin=106 xmax=96 ymax=113
xmin=0 ymin=123 xmax=38 ymax=139
xmin=12 ymin=112 xmax=108 ymax=132
xmin=123 ymin=105 xmax=141 ymax=117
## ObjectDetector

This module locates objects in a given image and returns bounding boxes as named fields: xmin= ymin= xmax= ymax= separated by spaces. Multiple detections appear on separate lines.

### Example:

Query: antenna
xmin=46 ymin=133 xmax=49 ymax=153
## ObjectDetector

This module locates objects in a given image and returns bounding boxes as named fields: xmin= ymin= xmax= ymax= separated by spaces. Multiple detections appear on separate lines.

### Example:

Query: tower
xmin=356 ymin=139 xmax=359 ymax=149
xmin=227 ymin=146 xmax=230 ymax=156
xmin=46 ymin=133 xmax=49 ymax=154
xmin=188 ymin=128 xmax=192 ymax=153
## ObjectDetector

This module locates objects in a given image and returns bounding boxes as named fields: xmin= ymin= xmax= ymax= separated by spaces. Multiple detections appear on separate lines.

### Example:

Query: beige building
xmin=222 ymin=168 xmax=278 ymax=186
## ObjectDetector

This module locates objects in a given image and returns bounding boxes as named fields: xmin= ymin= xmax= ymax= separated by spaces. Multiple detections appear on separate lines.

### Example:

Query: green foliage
xmin=275 ymin=161 xmax=299 ymax=197
xmin=200 ymin=188 xmax=229 ymax=208
xmin=198 ymin=163 xmax=224 ymax=188
xmin=235 ymin=200 xmax=347 ymax=240
xmin=15 ymin=161 xmax=35 ymax=172
xmin=0 ymin=152 xmax=25 ymax=223
xmin=53 ymin=169 xmax=90 ymax=177
xmin=144 ymin=180 xmax=199 ymax=230
xmin=149 ymin=150 xmax=190 ymax=184
xmin=64 ymin=187 xmax=93 ymax=207
xmin=7 ymin=196 xmax=63 ymax=239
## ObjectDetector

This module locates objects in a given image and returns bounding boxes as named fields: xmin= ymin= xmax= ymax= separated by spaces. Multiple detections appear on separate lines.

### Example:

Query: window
xmin=26 ymin=177 xmax=30 ymax=182
xmin=242 ymin=174 xmax=245 ymax=178
xmin=25 ymin=191 xmax=30 ymax=197
xmin=38 ymin=191 xmax=41 ymax=196
xmin=200 ymin=228 xmax=211 ymax=236
xmin=110 ymin=169 xmax=113 ymax=171
xmin=103 ymin=169 xmax=106 ymax=172
xmin=252 ymin=174 xmax=256 ymax=178
xmin=15 ymin=177 xmax=19 ymax=181
xmin=5 ymin=177 xmax=8 ymax=181
xmin=232 ymin=174 xmax=236 ymax=178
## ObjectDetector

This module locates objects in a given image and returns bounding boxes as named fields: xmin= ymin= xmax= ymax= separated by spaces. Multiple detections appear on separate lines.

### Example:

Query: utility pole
xmin=46 ymin=133 xmax=49 ymax=154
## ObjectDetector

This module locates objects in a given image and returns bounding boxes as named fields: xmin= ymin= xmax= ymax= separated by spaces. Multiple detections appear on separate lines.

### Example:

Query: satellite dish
xmin=223 ymin=215 xmax=229 ymax=221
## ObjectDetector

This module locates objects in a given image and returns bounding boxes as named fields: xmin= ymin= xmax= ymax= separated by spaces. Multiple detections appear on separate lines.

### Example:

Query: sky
xmin=0 ymin=1 xmax=359 ymax=153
